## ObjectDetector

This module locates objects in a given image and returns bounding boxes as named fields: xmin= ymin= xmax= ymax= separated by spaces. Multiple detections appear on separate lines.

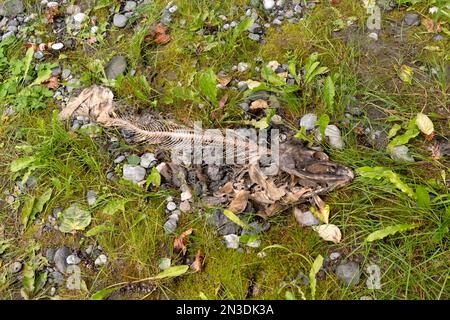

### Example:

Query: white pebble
xmin=94 ymin=254 xmax=108 ymax=266
xmin=51 ymin=42 xmax=64 ymax=50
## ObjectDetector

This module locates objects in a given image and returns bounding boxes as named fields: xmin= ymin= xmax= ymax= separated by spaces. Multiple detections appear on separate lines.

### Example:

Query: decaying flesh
xmin=59 ymin=85 xmax=354 ymax=217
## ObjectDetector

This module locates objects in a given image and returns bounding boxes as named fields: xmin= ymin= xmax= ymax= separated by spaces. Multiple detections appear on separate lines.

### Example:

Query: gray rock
xmin=114 ymin=155 xmax=126 ymax=163
xmin=330 ymin=252 xmax=341 ymax=260
xmin=207 ymin=165 xmax=223 ymax=181
xmin=299 ymin=113 xmax=317 ymax=130
xmin=179 ymin=200 xmax=191 ymax=213
xmin=163 ymin=218 xmax=177 ymax=234
xmin=54 ymin=247 xmax=71 ymax=273
xmin=0 ymin=0 xmax=24 ymax=17
xmin=140 ymin=153 xmax=157 ymax=168
xmin=237 ymin=62 xmax=249 ymax=72
xmin=46 ymin=248 xmax=56 ymax=262
xmin=247 ymin=23 xmax=263 ymax=34
xmin=248 ymin=33 xmax=261 ymax=41
xmin=210 ymin=209 xmax=242 ymax=236
xmin=168 ymin=5 xmax=178 ymax=13
xmin=7 ymin=25 xmax=17 ymax=32
xmin=66 ymin=254 xmax=81 ymax=265
xmin=224 ymin=234 xmax=240 ymax=249
xmin=50 ymin=271 xmax=64 ymax=286
xmin=94 ymin=254 xmax=108 ymax=266
xmin=239 ymin=102 xmax=250 ymax=111
xmin=61 ymin=69 xmax=71 ymax=80
xmin=161 ymin=13 xmax=172 ymax=25
xmin=124 ymin=1 xmax=137 ymax=12
xmin=404 ymin=13 xmax=420 ymax=26
xmin=10 ymin=261 xmax=22 ymax=273
xmin=166 ymin=201 xmax=177 ymax=211
xmin=263 ymin=0 xmax=275 ymax=10
xmin=105 ymin=55 xmax=127 ymax=80
xmin=335 ymin=261 xmax=361 ymax=286
xmin=25 ymin=176 xmax=37 ymax=188
xmin=2 ymin=31 xmax=15 ymax=41
xmin=294 ymin=209 xmax=320 ymax=227
xmin=123 ymin=164 xmax=146 ymax=184
xmin=113 ymin=14 xmax=128 ymax=28
xmin=86 ymin=190 xmax=97 ymax=206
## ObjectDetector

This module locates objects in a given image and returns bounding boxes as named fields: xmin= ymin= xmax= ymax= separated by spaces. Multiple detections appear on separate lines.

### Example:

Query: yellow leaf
xmin=416 ymin=112 xmax=434 ymax=136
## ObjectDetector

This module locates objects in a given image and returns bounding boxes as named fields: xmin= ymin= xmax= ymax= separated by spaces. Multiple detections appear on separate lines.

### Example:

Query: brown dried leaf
xmin=422 ymin=18 xmax=442 ymax=33
xmin=45 ymin=7 xmax=60 ymax=23
xmin=43 ymin=75 xmax=59 ymax=90
xmin=219 ymin=93 xmax=229 ymax=109
xmin=191 ymin=249 xmax=204 ymax=272
xmin=248 ymin=164 xmax=285 ymax=201
xmin=153 ymin=23 xmax=170 ymax=44
xmin=173 ymin=228 xmax=193 ymax=256
xmin=217 ymin=74 xmax=232 ymax=86
xmin=228 ymin=190 xmax=249 ymax=213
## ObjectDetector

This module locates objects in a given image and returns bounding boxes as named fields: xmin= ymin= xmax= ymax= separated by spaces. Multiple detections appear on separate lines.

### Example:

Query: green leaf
xmin=59 ymin=204 xmax=92 ymax=233
xmin=34 ymin=272 xmax=48 ymax=294
xmin=21 ymin=263 xmax=35 ymax=299
xmin=365 ymin=224 xmax=418 ymax=242
xmin=261 ymin=66 xmax=286 ymax=86
xmin=22 ymin=47 xmax=34 ymax=82
xmin=387 ymin=119 xmax=420 ymax=150
xmin=150 ymin=265 xmax=189 ymax=280
xmin=309 ymin=254 xmax=323 ymax=300
xmin=146 ymin=167 xmax=161 ymax=188
xmin=317 ymin=114 xmax=330 ymax=138
xmin=31 ymin=67 xmax=52 ymax=86
xmin=233 ymin=18 xmax=254 ymax=37
xmin=102 ymin=198 xmax=127 ymax=216
xmin=21 ymin=196 xmax=35 ymax=228
xmin=357 ymin=166 xmax=416 ymax=199
xmin=388 ymin=124 xmax=402 ymax=139
xmin=223 ymin=209 xmax=251 ymax=230
xmin=415 ymin=186 xmax=431 ymax=208
xmin=323 ymin=76 xmax=335 ymax=112
xmin=10 ymin=156 xmax=36 ymax=173
xmin=85 ymin=223 xmax=114 ymax=237
xmin=28 ymin=188 xmax=52 ymax=226
xmin=398 ymin=65 xmax=413 ymax=85
xmin=198 ymin=68 xmax=217 ymax=105
xmin=91 ymin=286 xmax=122 ymax=300
xmin=127 ymin=154 xmax=141 ymax=165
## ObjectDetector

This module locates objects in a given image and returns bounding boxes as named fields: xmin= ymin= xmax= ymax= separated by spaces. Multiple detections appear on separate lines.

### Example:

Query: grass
xmin=0 ymin=0 xmax=449 ymax=300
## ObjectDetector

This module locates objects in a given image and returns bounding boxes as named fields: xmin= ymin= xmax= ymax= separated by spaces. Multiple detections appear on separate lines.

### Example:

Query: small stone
xmin=86 ymin=190 xmax=97 ymax=206
xmin=94 ymin=254 xmax=108 ymax=266
xmin=158 ymin=258 xmax=171 ymax=270
xmin=50 ymin=271 xmax=64 ymax=286
xmin=66 ymin=254 xmax=81 ymax=265
xmin=294 ymin=4 xmax=302 ymax=13
xmin=390 ymin=145 xmax=414 ymax=162
xmin=2 ymin=31 xmax=15 ymax=41
xmin=263 ymin=0 xmax=275 ymax=10
xmin=7 ymin=25 xmax=17 ymax=32
xmin=168 ymin=5 xmax=178 ymax=13
xmin=330 ymin=252 xmax=341 ymax=260
xmin=166 ymin=201 xmax=177 ymax=211
xmin=113 ymin=14 xmax=128 ymax=28
xmin=54 ymin=247 xmax=71 ymax=273
xmin=248 ymin=33 xmax=261 ymax=41
xmin=66 ymin=4 xmax=80 ymax=15
xmin=25 ymin=176 xmax=37 ymax=188
xmin=140 ymin=153 xmax=157 ymax=168
xmin=223 ymin=23 xmax=230 ymax=30
xmin=73 ymin=12 xmax=86 ymax=24
xmin=46 ymin=248 xmax=56 ymax=261
xmin=51 ymin=42 xmax=64 ymax=50
xmin=246 ymin=239 xmax=261 ymax=248
xmin=0 ymin=0 xmax=24 ymax=17
xmin=247 ymin=23 xmax=263 ymax=34
xmin=46 ymin=1 xmax=58 ymax=8
xmin=123 ymin=164 xmax=146 ymax=184
xmin=299 ymin=113 xmax=317 ymax=130
xmin=368 ymin=32 xmax=378 ymax=41
xmin=105 ymin=55 xmax=127 ymax=80
xmin=114 ymin=155 xmax=125 ymax=163
xmin=10 ymin=261 xmax=22 ymax=273
xmin=85 ymin=244 xmax=94 ymax=255
xmin=237 ymin=62 xmax=249 ymax=72
xmin=224 ymin=234 xmax=240 ymax=249
xmin=294 ymin=208 xmax=320 ymax=227
xmin=124 ymin=1 xmax=137 ymax=12
xmin=285 ymin=10 xmax=294 ymax=18
xmin=404 ymin=13 xmax=420 ymax=26
xmin=61 ymin=69 xmax=71 ymax=80
xmin=179 ymin=200 xmax=191 ymax=213
xmin=335 ymin=261 xmax=361 ymax=286
xmin=163 ymin=219 xmax=177 ymax=234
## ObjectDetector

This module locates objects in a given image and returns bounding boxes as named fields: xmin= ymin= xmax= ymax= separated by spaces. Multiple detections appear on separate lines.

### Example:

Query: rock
xmin=2 ymin=31 xmax=15 ymax=41
xmin=263 ymin=0 xmax=275 ymax=10
xmin=330 ymin=252 xmax=341 ymax=260
xmin=114 ymin=155 xmax=125 ymax=163
xmin=158 ymin=258 xmax=171 ymax=270
xmin=50 ymin=271 xmax=64 ymax=286
xmin=73 ymin=12 xmax=86 ymax=24
xmin=105 ymin=55 xmax=127 ymax=80
xmin=247 ymin=23 xmax=263 ymax=34
xmin=54 ymin=247 xmax=71 ymax=273
xmin=94 ymin=254 xmax=108 ymax=266
xmin=25 ymin=176 xmax=37 ymax=188
xmin=66 ymin=254 xmax=81 ymax=265
xmin=404 ymin=13 xmax=420 ymax=26
xmin=123 ymin=164 xmax=146 ymax=183
xmin=166 ymin=201 xmax=177 ymax=211
xmin=10 ymin=261 xmax=22 ymax=273
xmin=239 ymin=102 xmax=250 ymax=111
xmin=299 ymin=113 xmax=317 ymax=130
xmin=335 ymin=261 xmax=361 ymax=286
xmin=210 ymin=209 xmax=241 ymax=236
xmin=179 ymin=200 xmax=191 ymax=213
xmin=324 ymin=125 xmax=344 ymax=149
xmin=237 ymin=62 xmax=249 ymax=72
xmin=51 ymin=42 xmax=64 ymax=50
xmin=163 ymin=218 xmax=177 ymax=234
xmin=294 ymin=208 xmax=320 ymax=227
xmin=207 ymin=165 xmax=223 ymax=181
xmin=47 ymin=1 xmax=58 ymax=8
xmin=46 ymin=248 xmax=56 ymax=261
xmin=86 ymin=190 xmax=97 ymax=206
xmin=368 ymin=32 xmax=378 ymax=41
xmin=0 ymin=0 xmax=24 ymax=17
xmin=124 ymin=1 xmax=137 ymax=12
xmin=168 ymin=5 xmax=178 ymax=13
xmin=390 ymin=145 xmax=414 ymax=162
xmin=85 ymin=244 xmax=94 ymax=255
xmin=113 ymin=14 xmax=128 ymax=28
xmin=246 ymin=239 xmax=261 ymax=248
xmin=140 ymin=153 xmax=157 ymax=168
xmin=224 ymin=234 xmax=240 ymax=249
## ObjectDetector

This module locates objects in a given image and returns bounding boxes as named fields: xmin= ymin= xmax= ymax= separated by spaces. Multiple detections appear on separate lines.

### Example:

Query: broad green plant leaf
xmin=102 ymin=198 xmax=127 ymax=216
xmin=10 ymin=156 xmax=36 ymax=173
xmin=357 ymin=166 xmax=416 ymax=199
xmin=309 ymin=254 xmax=323 ymax=300
xmin=261 ymin=66 xmax=286 ymax=86
xmin=148 ymin=265 xmax=189 ymax=280
xmin=85 ymin=223 xmax=114 ymax=237
xmin=415 ymin=185 xmax=431 ymax=208
xmin=365 ymin=224 xmax=418 ymax=242
xmin=91 ymin=286 xmax=122 ymax=300
xmin=59 ymin=204 xmax=92 ymax=233
xmin=233 ymin=18 xmax=254 ymax=37
xmin=146 ymin=167 xmax=161 ymax=188
xmin=198 ymin=68 xmax=217 ymax=105
xmin=323 ymin=76 xmax=335 ymax=112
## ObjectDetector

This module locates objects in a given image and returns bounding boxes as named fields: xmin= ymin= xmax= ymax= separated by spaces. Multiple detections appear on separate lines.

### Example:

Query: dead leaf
xmin=153 ymin=23 xmax=170 ymax=44
xmin=191 ymin=249 xmax=204 ymax=272
xmin=217 ymin=74 xmax=232 ymax=86
xmin=249 ymin=164 xmax=286 ymax=201
xmin=45 ymin=6 xmax=61 ymax=23
xmin=312 ymin=224 xmax=342 ymax=243
xmin=219 ymin=93 xmax=229 ymax=109
xmin=312 ymin=194 xmax=330 ymax=224
xmin=228 ymin=190 xmax=250 ymax=213
xmin=250 ymin=99 xmax=269 ymax=110
xmin=43 ymin=75 xmax=59 ymax=90
xmin=218 ymin=182 xmax=234 ymax=195
xmin=173 ymin=228 xmax=193 ymax=256
xmin=422 ymin=18 xmax=442 ymax=33
xmin=87 ymin=36 xmax=97 ymax=44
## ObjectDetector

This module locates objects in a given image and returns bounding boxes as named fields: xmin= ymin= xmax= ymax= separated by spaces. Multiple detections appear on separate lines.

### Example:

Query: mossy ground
xmin=0 ymin=0 xmax=449 ymax=300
